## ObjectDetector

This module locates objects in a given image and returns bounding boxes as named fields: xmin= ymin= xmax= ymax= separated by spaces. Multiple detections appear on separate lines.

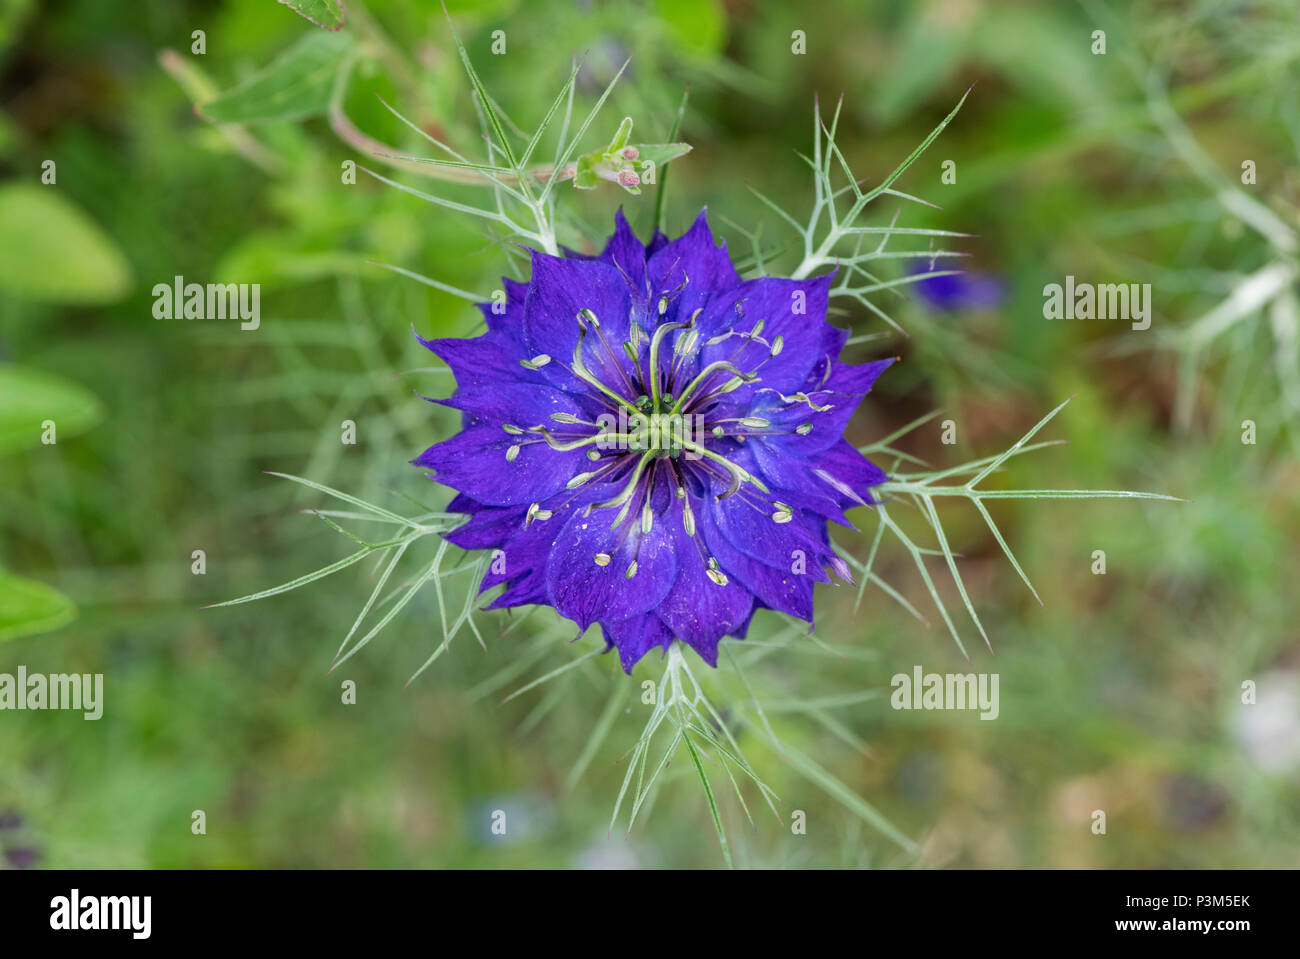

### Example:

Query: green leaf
xmin=573 ymin=155 xmax=598 ymax=190
xmin=199 ymin=31 xmax=353 ymax=125
xmin=782 ymin=743 xmax=917 ymax=854
xmin=441 ymin=8 xmax=518 ymax=170
xmin=633 ymin=142 xmax=691 ymax=167
xmin=278 ymin=0 xmax=346 ymax=31
xmin=653 ymin=88 xmax=690 ymax=235
xmin=0 ymin=571 xmax=76 ymax=642
xmin=0 ymin=364 xmax=102 ymax=454
xmin=607 ymin=116 xmax=633 ymax=153
xmin=0 ymin=184 xmax=132 ymax=304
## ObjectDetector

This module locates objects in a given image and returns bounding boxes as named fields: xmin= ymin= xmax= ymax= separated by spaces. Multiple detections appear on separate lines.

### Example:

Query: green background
xmin=1 ymin=0 xmax=1297 ymax=868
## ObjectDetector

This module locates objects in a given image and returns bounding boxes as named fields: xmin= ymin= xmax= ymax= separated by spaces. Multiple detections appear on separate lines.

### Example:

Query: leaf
xmin=653 ymin=88 xmax=690 ymax=234
xmin=573 ymin=154 xmax=598 ymax=190
xmin=0 ymin=184 xmax=132 ymax=305
xmin=278 ymin=0 xmax=346 ymax=31
xmin=199 ymin=31 xmax=353 ymax=125
xmin=633 ymin=142 xmax=691 ymax=167
xmin=441 ymin=7 xmax=518 ymax=170
xmin=607 ymin=116 xmax=633 ymax=153
xmin=781 ymin=743 xmax=917 ymax=854
xmin=0 ymin=364 xmax=102 ymax=454
xmin=0 ymin=571 xmax=76 ymax=642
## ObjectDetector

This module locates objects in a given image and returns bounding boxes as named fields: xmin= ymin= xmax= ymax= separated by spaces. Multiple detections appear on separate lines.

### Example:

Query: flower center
xmin=510 ymin=300 xmax=823 ymax=580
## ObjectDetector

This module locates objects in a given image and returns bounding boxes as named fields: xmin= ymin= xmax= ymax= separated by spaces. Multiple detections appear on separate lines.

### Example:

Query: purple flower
xmin=415 ymin=210 xmax=891 ymax=671
xmin=910 ymin=262 xmax=1004 ymax=312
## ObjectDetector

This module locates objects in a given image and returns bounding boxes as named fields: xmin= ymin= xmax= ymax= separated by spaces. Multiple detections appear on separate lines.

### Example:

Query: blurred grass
xmin=0 ymin=0 xmax=1297 ymax=868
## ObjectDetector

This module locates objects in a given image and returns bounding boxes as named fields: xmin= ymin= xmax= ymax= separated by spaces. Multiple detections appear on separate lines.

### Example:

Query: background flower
xmin=909 ymin=261 xmax=1004 ymax=312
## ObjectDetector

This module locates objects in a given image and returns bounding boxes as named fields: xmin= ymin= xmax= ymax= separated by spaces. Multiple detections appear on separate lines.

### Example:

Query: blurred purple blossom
xmin=909 ymin=261 xmax=1005 ymax=312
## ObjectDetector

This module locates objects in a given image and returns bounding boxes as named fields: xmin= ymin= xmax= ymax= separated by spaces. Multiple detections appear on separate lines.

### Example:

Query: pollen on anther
xmin=566 ymin=471 xmax=597 ymax=489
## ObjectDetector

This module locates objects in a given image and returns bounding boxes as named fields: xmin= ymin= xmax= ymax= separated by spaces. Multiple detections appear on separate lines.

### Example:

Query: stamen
xmin=772 ymin=390 xmax=834 ymax=412
xmin=525 ymin=502 xmax=554 ymax=527
xmin=647 ymin=319 xmax=692 ymax=409
xmin=569 ymin=326 xmax=640 ymax=414
xmin=671 ymin=360 xmax=755 ymax=412
xmin=679 ymin=439 xmax=771 ymax=498
xmin=584 ymin=307 xmax=639 ymax=398
xmin=705 ymin=558 xmax=728 ymax=586
xmin=592 ymin=452 xmax=655 ymax=527
xmin=537 ymin=428 xmax=608 ymax=453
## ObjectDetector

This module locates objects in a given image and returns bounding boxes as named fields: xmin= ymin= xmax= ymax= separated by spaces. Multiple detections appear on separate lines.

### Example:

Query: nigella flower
xmin=414 ymin=210 xmax=892 ymax=672
xmin=909 ymin=261 xmax=1004 ymax=312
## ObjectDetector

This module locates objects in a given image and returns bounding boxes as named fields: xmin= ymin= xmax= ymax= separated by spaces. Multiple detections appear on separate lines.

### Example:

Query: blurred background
xmin=1 ymin=0 xmax=1298 ymax=869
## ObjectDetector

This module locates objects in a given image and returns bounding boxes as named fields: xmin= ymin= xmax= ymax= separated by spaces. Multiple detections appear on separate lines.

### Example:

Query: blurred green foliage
xmin=0 ymin=0 xmax=1297 ymax=869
